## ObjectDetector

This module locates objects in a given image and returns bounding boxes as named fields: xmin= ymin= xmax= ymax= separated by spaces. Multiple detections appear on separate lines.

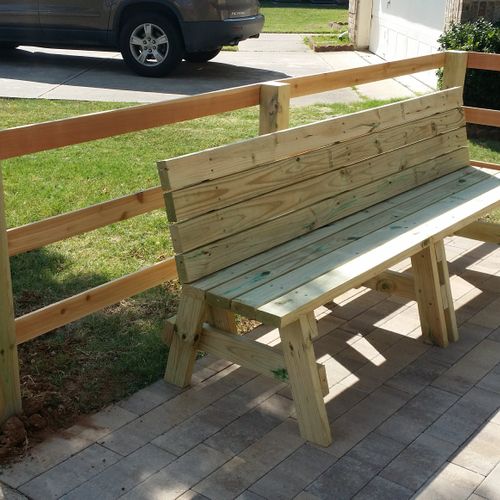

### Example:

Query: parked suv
xmin=0 ymin=0 xmax=264 ymax=76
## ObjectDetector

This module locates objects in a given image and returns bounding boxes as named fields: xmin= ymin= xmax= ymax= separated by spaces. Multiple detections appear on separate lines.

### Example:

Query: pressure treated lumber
xmin=204 ymin=167 xmax=481 ymax=308
xmin=362 ymin=271 xmax=415 ymax=299
xmin=178 ymin=147 xmax=470 ymax=283
xmin=259 ymin=82 xmax=291 ymax=135
xmin=455 ymin=221 xmax=500 ymax=243
xmin=165 ymin=288 xmax=206 ymax=388
xmin=15 ymin=258 xmax=177 ymax=344
xmin=435 ymin=240 xmax=459 ymax=343
xmin=159 ymin=87 xmax=462 ymax=192
xmin=167 ymin=107 xmax=465 ymax=223
xmin=279 ymin=314 xmax=331 ymax=446
xmin=0 ymin=166 xmax=22 ymax=424
xmin=411 ymin=243 xmax=451 ymax=347
xmin=194 ymin=166 xmax=478 ymax=294
xmin=442 ymin=50 xmax=468 ymax=89
xmin=470 ymin=160 xmax=500 ymax=171
xmin=230 ymin=170 xmax=500 ymax=327
xmin=464 ymin=107 xmax=500 ymax=127
xmin=170 ymin=129 xmax=467 ymax=253
xmin=162 ymin=316 xmax=329 ymax=395
xmin=467 ymin=51 xmax=500 ymax=71
xmin=7 ymin=186 xmax=164 ymax=256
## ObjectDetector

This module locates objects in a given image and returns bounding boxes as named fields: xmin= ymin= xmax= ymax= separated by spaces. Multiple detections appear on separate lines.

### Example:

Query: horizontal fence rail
xmin=7 ymin=186 xmax=164 ymax=256
xmin=1 ymin=50 xmax=499 ymax=423
xmin=464 ymin=106 xmax=500 ymax=128
xmin=0 ymin=53 xmax=445 ymax=160
xmin=15 ymin=258 xmax=177 ymax=344
xmin=467 ymin=51 xmax=500 ymax=71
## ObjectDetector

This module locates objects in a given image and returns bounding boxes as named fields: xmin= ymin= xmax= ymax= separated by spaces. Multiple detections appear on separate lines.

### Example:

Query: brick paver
xmin=1 ymin=237 xmax=499 ymax=499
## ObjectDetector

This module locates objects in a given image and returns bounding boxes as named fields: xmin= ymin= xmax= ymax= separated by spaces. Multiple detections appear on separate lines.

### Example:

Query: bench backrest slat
xmin=158 ymin=88 xmax=468 ymax=284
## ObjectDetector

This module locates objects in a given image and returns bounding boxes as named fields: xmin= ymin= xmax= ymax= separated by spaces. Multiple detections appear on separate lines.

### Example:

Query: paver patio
xmin=0 ymin=235 xmax=499 ymax=500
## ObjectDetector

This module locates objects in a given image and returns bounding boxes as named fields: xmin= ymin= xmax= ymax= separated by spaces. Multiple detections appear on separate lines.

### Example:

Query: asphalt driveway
xmin=0 ymin=34 xmax=434 ymax=104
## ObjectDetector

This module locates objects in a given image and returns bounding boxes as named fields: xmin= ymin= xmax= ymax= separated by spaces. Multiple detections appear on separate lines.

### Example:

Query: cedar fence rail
xmin=1 ymin=50 xmax=499 ymax=423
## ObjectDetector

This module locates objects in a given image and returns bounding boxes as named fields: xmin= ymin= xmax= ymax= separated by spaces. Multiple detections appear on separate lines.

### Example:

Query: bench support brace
xmin=280 ymin=313 xmax=332 ymax=446
xmin=411 ymin=240 xmax=458 ymax=347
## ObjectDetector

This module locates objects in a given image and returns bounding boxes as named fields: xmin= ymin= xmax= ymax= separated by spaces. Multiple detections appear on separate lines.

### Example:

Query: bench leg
xmin=280 ymin=313 xmax=332 ymax=446
xmin=165 ymin=288 xmax=206 ymax=388
xmin=411 ymin=240 xmax=458 ymax=347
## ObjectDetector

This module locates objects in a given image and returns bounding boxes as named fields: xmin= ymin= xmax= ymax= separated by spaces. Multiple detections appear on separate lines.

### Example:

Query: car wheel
xmin=184 ymin=48 xmax=222 ymax=63
xmin=119 ymin=14 xmax=182 ymax=77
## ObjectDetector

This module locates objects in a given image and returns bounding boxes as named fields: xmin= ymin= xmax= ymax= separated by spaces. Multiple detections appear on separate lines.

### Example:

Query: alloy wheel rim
xmin=129 ymin=23 xmax=169 ymax=67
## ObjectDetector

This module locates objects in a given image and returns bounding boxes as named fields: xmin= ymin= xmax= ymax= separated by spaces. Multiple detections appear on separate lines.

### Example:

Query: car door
xmin=0 ymin=0 xmax=41 ymax=43
xmin=39 ymin=0 xmax=111 ymax=45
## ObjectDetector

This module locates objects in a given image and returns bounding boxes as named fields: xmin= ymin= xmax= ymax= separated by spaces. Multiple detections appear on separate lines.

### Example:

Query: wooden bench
xmin=157 ymin=87 xmax=500 ymax=446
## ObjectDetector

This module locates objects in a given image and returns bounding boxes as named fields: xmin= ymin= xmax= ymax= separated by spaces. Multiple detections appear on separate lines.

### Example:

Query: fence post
xmin=0 ymin=163 xmax=22 ymax=425
xmin=259 ymin=82 xmax=291 ymax=135
xmin=442 ymin=50 xmax=469 ymax=90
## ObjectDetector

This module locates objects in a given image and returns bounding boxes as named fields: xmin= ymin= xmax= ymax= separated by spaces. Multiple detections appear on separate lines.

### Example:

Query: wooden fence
xmin=1 ymin=50 xmax=499 ymax=423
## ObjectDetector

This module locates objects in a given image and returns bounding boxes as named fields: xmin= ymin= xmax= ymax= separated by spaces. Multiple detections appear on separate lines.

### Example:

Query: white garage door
xmin=370 ymin=0 xmax=446 ymax=85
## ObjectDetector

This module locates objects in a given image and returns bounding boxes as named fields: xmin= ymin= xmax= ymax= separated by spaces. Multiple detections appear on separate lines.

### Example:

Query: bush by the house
xmin=438 ymin=18 xmax=500 ymax=111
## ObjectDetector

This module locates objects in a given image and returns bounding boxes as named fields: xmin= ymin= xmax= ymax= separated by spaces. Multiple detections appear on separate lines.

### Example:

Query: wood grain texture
xmin=435 ymin=240 xmax=459 ymax=343
xmin=15 ymin=258 xmax=177 ymax=344
xmin=470 ymin=160 xmax=500 ymax=171
xmin=0 ymin=85 xmax=261 ymax=160
xmin=177 ymin=147 xmax=470 ymax=283
xmin=167 ymin=107 xmax=465 ymax=223
xmin=455 ymin=221 xmax=500 ymax=243
xmin=0 ymin=166 xmax=22 ymax=423
xmin=279 ymin=313 xmax=331 ymax=446
xmin=288 ymin=53 xmax=445 ymax=98
xmin=193 ymin=166 xmax=477 ymax=293
xmin=159 ymin=88 xmax=463 ymax=193
xmin=165 ymin=288 xmax=206 ymax=388
xmin=464 ymin=106 xmax=500 ymax=127
xmin=442 ymin=50 xmax=469 ymax=90
xmin=231 ymin=169 xmax=500 ymax=326
xmin=362 ymin=270 xmax=415 ymax=299
xmin=411 ymin=244 xmax=450 ymax=347
xmin=259 ymin=82 xmax=291 ymax=135
xmin=467 ymin=51 xmax=500 ymax=71
xmin=7 ymin=186 xmax=164 ymax=256
xmin=170 ymin=128 xmax=467 ymax=253
xmin=205 ymin=166 xmax=481 ymax=308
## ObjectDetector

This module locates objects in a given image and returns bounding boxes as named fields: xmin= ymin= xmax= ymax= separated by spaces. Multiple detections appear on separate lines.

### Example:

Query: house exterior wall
xmin=369 ymin=0 xmax=447 ymax=60
xmin=349 ymin=0 xmax=500 ymax=53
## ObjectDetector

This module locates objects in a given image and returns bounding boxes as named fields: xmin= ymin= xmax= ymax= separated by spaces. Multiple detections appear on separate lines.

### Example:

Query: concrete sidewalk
xmin=0 ymin=34 xmax=434 ymax=105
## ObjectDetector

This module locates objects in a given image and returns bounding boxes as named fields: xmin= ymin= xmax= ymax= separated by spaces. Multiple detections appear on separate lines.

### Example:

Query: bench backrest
xmin=158 ymin=87 xmax=469 ymax=284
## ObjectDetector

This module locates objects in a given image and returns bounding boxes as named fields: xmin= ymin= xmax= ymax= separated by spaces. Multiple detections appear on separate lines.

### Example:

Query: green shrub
xmin=438 ymin=18 xmax=500 ymax=110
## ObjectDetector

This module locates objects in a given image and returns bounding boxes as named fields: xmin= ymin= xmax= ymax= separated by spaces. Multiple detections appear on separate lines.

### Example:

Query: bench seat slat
xmin=167 ymin=108 xmax=464 ymax=223
xmin=204 ymin=167 xmax=488 ymax=308
xmin=228 ymin=168 xmax=500 ymax=326
xmin=176 ymin=147 xmax=469 ymax=282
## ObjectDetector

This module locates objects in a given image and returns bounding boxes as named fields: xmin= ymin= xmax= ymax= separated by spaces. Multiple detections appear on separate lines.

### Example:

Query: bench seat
xmin=190 ymin=165 xmax=500 ymax=328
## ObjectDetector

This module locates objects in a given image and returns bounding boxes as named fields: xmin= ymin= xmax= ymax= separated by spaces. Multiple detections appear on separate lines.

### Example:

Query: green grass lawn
xmin=260 ymin=1 xmax=348 ymax=33
xmin=1 ymin=96 xmax=499 ymax=424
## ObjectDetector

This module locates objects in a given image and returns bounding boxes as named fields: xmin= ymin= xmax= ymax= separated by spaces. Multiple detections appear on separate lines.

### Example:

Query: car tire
xmin=184 ymin=48 xmax=222 ymax=63
xmin=119 ymin=14 xmax=183 ymax=77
